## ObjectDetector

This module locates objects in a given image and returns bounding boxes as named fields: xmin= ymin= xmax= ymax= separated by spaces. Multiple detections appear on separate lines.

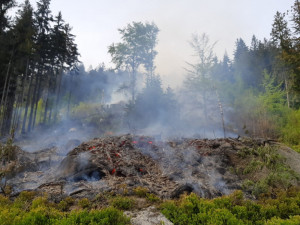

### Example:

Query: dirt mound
xmin=1 ymin=135 xmax=299 ymax=200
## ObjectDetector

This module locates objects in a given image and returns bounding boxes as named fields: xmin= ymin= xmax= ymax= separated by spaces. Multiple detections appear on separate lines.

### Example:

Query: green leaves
xmin=161 ymin=190 xmax=300 ymax=225
xmin=108 ymin=21 xmax=159 ymax=101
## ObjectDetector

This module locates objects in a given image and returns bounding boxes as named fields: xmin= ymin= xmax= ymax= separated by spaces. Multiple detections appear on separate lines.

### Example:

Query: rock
xmin=125 ymin=206 xmax=173 ymax=225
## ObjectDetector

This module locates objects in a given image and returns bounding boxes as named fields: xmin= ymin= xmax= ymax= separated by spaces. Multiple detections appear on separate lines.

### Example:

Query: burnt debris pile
xmin=0 ymin=135 xmax=288 ymax=200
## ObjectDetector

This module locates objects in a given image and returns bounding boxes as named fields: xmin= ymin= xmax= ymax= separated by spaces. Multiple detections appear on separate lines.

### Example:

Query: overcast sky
xmin=18 ymin=0 xmax=294 ymax=87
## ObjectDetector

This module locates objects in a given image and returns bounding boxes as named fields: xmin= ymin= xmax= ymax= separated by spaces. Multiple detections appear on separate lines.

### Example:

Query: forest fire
xmin=1 ymin=0 xmax=300 ymax=223
xmin=2 ymin=134 xmax=297 ymax=202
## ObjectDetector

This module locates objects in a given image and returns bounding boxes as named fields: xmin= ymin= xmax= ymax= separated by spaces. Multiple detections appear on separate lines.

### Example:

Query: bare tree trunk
xmin=67 ymin=74 xmax=74 ymax=116
xmin=0 ymin=60 xmax=11 ymax=108
xmin=22 ymin=73 xmax=33 ymax=134
xmin=28 ymin=73 xmax=38 ymax=132
xmin=203 ymin=90 xmax=208 ymax=138
xmin=48 ymin=106 xmax=52 ymax=122
xmin=43 ymin=76 xmax=50 ymax=124
xmin=54 ymin=67 xmax=63 ymax=122
xmin=213 ymin=86 xmax=226 ymax=138
xmin=32 ymin=73 xmax=43 ymax=129
xmin=12 ymin=77 xmax=21 ymax=131
xmin=284 ymin=75 xmax=290 ymax=108
xmin=0 ymin=59 xmax=12 ymax=134
xmin=15 ymin=58 xmax=30 ymax=131
xmin=1 ymin=75 xmax=12 ymax=134
xmin=1 ymin=75 xmax=18 ymax=135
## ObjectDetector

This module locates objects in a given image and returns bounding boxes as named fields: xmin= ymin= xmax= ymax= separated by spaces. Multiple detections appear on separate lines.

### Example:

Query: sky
xmin=16 ymin=0 xmax=295 ymax=88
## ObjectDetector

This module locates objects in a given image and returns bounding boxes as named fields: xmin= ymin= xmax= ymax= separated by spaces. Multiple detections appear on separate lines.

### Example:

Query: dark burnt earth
xmin=0 ymin=135 xmax=287 ymax=201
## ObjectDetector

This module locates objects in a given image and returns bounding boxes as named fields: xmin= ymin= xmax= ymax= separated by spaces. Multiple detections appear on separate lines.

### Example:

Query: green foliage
xmin=243 ymin=159 xmax=264 ymax=174
xmin=281 ymin=109 xmax=300 ymax=152
xmin=57 ymin=197 xmax=74 ymax=212
xmin=108 ymin=21 xmax=159 ymax=101
xmin=161 ymin=189 xmax=300 ymax=225
xmin=126 ymin=75 xmax=179 ymax=130
xmin=231 ymin=70 xmax=288 ymax=139
xmin=133 ymin=186 xmax=149 ymax=197
xmin=0 ymin=138 xmax=17 ymax=164
xmin=0 ymin=193 xmax=130 ymax=225
xmin=77 ymin=198 xmax=90 ymax=209
xmin=258 ymin=71 xmax=286 ymax=114
xmin=237 ymin=145 xmax=299 ymax=197
xmin=56 ymin=208 xmax=130 ymax=225
xmin=146 ymin=193 xmax=161 ymax=203
xmin=111 ymin=196 xmax=135 ymax=210
xmin=242 ymin=179 xmax=269 ymax=197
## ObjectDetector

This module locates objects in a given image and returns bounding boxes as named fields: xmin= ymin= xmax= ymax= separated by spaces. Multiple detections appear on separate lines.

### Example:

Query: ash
xmin=0 ymin=135 xmax=269 ymax=200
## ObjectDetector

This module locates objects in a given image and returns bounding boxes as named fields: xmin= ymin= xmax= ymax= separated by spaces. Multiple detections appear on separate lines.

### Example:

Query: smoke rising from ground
xmin=15 ymin=55 xmax=236 ymax=153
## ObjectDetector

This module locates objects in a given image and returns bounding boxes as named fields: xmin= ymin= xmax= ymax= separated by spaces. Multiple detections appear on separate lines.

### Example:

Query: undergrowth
xmin=0 ymin=137 xmax=17 ymax=164
xmin=1 ymin=187 xmax=300 ymax=224
xmin=0 ymin=191 xmax=130 ymax=225
xmin=237 ymin=145 xmax=299 ymax=197
xmin=160 ymin=189 xmax=300 ymax=225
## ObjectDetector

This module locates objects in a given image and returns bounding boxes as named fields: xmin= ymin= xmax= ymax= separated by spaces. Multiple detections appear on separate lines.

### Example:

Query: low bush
xmin=160 ymin=189 xmax=300 ymax=225
xmin=111 ymin=196 xmax=135 ymax=210
xmin=0 ymin=193 xmax=130 ymax=225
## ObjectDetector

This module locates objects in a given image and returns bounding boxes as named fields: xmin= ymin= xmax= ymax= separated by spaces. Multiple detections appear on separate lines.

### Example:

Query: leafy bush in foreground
xmin=160 ymin=190 xmax=300 ymax=225
xmin=0 ymin=193 xmax=130 ymax=225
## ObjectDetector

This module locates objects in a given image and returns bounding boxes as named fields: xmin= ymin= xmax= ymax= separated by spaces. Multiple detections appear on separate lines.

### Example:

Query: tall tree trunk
xmin=32 ymin=73 xmax=43 ymax=129
xmin=54 ymin=66 xmax=63 ymax=122
xmin=131 ymin=68 xmax=136 ymax=102
xmin=48 ymin=105 xmax=52 ymax=122
xmin=15 ymin=58 xmax=30 ymax=131
xmin=1 ymin=76 xmax=17 ymax=135
xmin=0 ymin=59 xmax=11 ymax=108
xmin=22 ymin=73 xmax=33 ymax=134
xmin=43 ymin=76 xmax=50 ymax=124
xmin=203 ymin=90 xmax=208 ymax=138
xmin=0 ymin=59 xmax=12 ymax=134
xmin=67 ymin=74 xmax=74 ymax=116
xmin=213 ymin=85 xmax=226 ymax=138
xmin=284 ymin=75 xmax=290 ymax=108
xmin=12 ymin=77 xmax=22 ymax=131
xmin=27 ymin=73 xmax=38 ymax=132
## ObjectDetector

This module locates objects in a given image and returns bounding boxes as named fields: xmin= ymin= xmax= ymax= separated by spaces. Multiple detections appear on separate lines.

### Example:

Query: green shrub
xmin=0 ymin=138 xmax=17 ymax=164
xmin=55 ymin=208 xmax=130 ymax=225
xmin=281 ymin=109 xmax=300 ymax=152
xmin=266 ymin=215 xmax=300 ymax=225
xmin=111 ymin=196 xmax=134 ymax=210
xmin=133 ymin=186 xmax=149 ymax=197
xmin=0 ymin=194 xmax=130 ymax=225
xmin=0 ymin=194 xmax=10 ymax=206
xmin=243 ymin=159 xmax=264 ymax=174
xmin=146 ymin=193 xmax=160 ymax=203
xmin=78 ymin=198 xmax=90 ymax=209
xmin=160 ymin=189 xmax=300 ymax=225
